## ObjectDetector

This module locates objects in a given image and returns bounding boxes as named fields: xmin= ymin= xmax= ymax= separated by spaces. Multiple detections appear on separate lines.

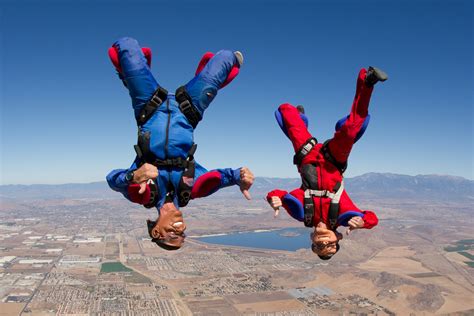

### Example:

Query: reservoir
xmin=195 ymin=227 xmax=313 ymax=251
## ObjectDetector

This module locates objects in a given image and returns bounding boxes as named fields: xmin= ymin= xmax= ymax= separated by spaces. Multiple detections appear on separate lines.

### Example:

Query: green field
xmin=458 ymin=252 xmax=474 ymax=261
xmin=444 ymin=239 xmax=474 ymax=252
xmin=444 ymin=240 xmax=474 ymax=268
xmin=458 ymin=239 xmax=474 ymax=245
xmin=124 ymin=272 xmax=152 ymax=284
xmin=100 ymin=262 xmax=133 ymax=273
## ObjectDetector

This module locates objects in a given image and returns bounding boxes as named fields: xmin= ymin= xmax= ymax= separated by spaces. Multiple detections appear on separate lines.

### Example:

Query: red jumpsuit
xmin=267 ymin=69 xmax=378 ymax=230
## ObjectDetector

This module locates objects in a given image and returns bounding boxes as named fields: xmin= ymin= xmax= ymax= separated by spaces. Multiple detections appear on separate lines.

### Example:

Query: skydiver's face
xmin=151 ymin=202 xmax=186 ymax=249
xmin=310 ymin=222 xmax=342 ymax=257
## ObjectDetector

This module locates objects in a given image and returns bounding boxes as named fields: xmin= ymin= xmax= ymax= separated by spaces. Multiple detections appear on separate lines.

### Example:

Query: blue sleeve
xmin=194 ymin=161 xmax=240 ymax=189
xmin=194 ymin=161 xmax=208 ymax=178
xmin=216 ymin=168 xmax=241 ymax=188
xmin=105 ymin=159 xmax=139 ymax=199
xmin=282 ymin=193 xmax=305 ymax=222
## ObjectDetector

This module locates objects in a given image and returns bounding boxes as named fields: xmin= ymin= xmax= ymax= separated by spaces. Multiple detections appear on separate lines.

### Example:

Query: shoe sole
xmin=369 ymin=66 xmax=388 ymax=82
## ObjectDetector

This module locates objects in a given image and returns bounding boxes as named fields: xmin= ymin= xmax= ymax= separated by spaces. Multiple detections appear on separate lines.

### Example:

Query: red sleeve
xmin=362 ymin=210 xmax=378 ymax=229
xmin=278 ymin=104 xmax=313 ymax=152
xmin=191 ymin=171 xmax=222 ymax=199
xmin=266 ymin=189 xmax=288 ymax=201
xmin=288 ymin=188 xmax=305 ymax=201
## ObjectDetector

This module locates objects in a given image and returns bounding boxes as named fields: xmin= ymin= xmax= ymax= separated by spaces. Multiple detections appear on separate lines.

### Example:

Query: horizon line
xmin=0 ymin=172 xmax=471 ymax=186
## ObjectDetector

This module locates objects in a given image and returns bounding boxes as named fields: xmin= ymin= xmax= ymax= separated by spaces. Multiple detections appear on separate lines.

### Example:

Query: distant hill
xmin=0 ymin=182 xmax=114 ymax=200
xmin=345 ymin=173 xmax=474 ymax=201
xmin=0 ymin=173 xmax=472 ymax=202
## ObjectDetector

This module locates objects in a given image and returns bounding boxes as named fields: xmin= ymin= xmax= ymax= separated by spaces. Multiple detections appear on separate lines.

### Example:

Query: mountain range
xmin=1 ymin=173 xmax=472 ymax=202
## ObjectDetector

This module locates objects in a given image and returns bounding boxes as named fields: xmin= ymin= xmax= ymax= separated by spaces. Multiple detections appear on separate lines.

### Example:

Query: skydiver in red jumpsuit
xmin=267 ymin=67 xmax=388 ymax=260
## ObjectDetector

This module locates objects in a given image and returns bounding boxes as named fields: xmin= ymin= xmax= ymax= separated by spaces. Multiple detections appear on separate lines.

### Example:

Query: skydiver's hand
xmin=346 ymin=216 xmax=365 ymax=235
xmin=133 ymin=163 xmax=158 ymax=194
xmin=239 ymin=167 xmax=254 ymax=200
xmin=269 ymin=196 xmax=282 ymax=217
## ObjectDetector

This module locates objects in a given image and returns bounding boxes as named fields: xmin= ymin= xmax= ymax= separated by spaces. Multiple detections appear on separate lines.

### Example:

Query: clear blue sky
xmin=1 ymin=0 xmax=472 ymax=184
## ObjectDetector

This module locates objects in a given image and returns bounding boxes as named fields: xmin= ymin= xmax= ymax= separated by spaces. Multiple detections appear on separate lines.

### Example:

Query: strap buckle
xmin=176 ymin=86 xmax=202 ymax=128
xmin=293 ymin=137 xmax=318 ymax=165
xmin=136 ymin=86 xmax=168 ymax=126
xmin=179 ymin=100 xmax=201 ymax=128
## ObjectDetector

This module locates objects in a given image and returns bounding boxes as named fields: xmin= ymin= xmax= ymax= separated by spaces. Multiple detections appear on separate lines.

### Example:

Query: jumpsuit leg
xmin=278 ymin=103 xmax=314 ymax=153
xmin=113 ymin=37 xmax=160 ymax=118
xmin=328 ymin=68 xmax=374 ymax=163
xmin=183 ymin=50 xmax=238 ymax=117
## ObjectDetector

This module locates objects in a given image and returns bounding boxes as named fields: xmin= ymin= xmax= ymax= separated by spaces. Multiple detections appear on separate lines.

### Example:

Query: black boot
xmin=365 ymin=66 xmax=388 ymax=87
xmin=297 ymin=105 xmax=305 ymax=114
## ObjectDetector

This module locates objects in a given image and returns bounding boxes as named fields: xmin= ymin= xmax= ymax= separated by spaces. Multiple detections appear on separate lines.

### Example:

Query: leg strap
xmin=293 ymin=137 xmax=318 ymax=165
xmin=136 ymin=86 xmax=168 ymax=126
xmin=176 ymin=86 xmax=202 ymax=128
xmin=321 ymin=140 xmax=347 ymax=174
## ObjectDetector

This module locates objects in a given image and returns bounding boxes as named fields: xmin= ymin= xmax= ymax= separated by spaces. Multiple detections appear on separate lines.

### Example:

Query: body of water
xmin=195 ymin=227 xmax=313 ymax=251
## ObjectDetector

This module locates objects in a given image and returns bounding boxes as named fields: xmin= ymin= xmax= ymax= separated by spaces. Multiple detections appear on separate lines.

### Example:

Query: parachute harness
xmin=134 ymin=85 xmax=201 ymax=208
xmin=295 ymin=137 xmax=347 ymax=230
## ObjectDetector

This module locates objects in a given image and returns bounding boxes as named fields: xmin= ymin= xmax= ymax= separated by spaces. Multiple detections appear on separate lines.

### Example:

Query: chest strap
xmin=136 ymin=86 xmax=168 ymax=126
xmin=134 ymin=131 xmax=196 ymax=170
xmin=293 ymin=137 xmax=318 ymax=165
xmin=175 ymin=86 xmax=202 ymax=128
xmin=321 ymin=140 xmax=347 ymax=174
xmin=303 ymin=181 xmax=344 ymax=229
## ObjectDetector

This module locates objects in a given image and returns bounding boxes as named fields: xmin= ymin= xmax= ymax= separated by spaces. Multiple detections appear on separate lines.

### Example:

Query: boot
xmin=365 ymin=66 xmax=388 ymax=87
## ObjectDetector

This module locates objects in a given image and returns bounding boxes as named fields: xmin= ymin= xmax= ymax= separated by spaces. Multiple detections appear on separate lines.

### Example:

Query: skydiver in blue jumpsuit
xmin=106 ymin=37 xmax=254 ymax=250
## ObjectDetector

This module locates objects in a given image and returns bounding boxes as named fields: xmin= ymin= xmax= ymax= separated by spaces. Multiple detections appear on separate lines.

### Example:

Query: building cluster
xmin=0 ymin=197 xmax=408 ymax=315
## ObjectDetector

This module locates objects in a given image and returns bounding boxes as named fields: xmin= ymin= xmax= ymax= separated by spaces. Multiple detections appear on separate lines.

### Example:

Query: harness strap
xmin=322 ymin=140 xmax=347 ymax=174
xmin=328 ymin=181 xmax=343 ymax=229
xmin=134 ymin=130 xmax=195 ymax=169
xmin=293 ymin=137 xmax=318 ymax=165
xmin=175 ymin=86 xmax=202 ymax=128
xmin=303 ymin=180 xmax=344 ymax=229
xmin=136 ymin=86 xmax=168 ymax=126
xmin=136 ymin=142 xmax=198 ymax=208
xmin=304 ymin=182 xmax=343 ymax=200
xmin=134 ymin=131 xmax=153 ymax=167
xmin=303 ymin=193 xmax=315 ymax=227
xmin=152 ymin=157 xmax=189 ymax=169
xmin=177 ymin=144 xmax=197 ymax=207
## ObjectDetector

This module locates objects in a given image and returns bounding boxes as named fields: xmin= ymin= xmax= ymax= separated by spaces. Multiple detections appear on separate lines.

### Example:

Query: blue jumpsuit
xmin=106 ymin=37 xmax=242 ymax=210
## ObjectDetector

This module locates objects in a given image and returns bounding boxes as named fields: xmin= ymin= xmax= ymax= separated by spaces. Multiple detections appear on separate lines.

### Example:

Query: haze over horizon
xmin=1 ymin=0 xmax=472 ymax=185
xmin=0 ymin=171 xmax=472 ymax=186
